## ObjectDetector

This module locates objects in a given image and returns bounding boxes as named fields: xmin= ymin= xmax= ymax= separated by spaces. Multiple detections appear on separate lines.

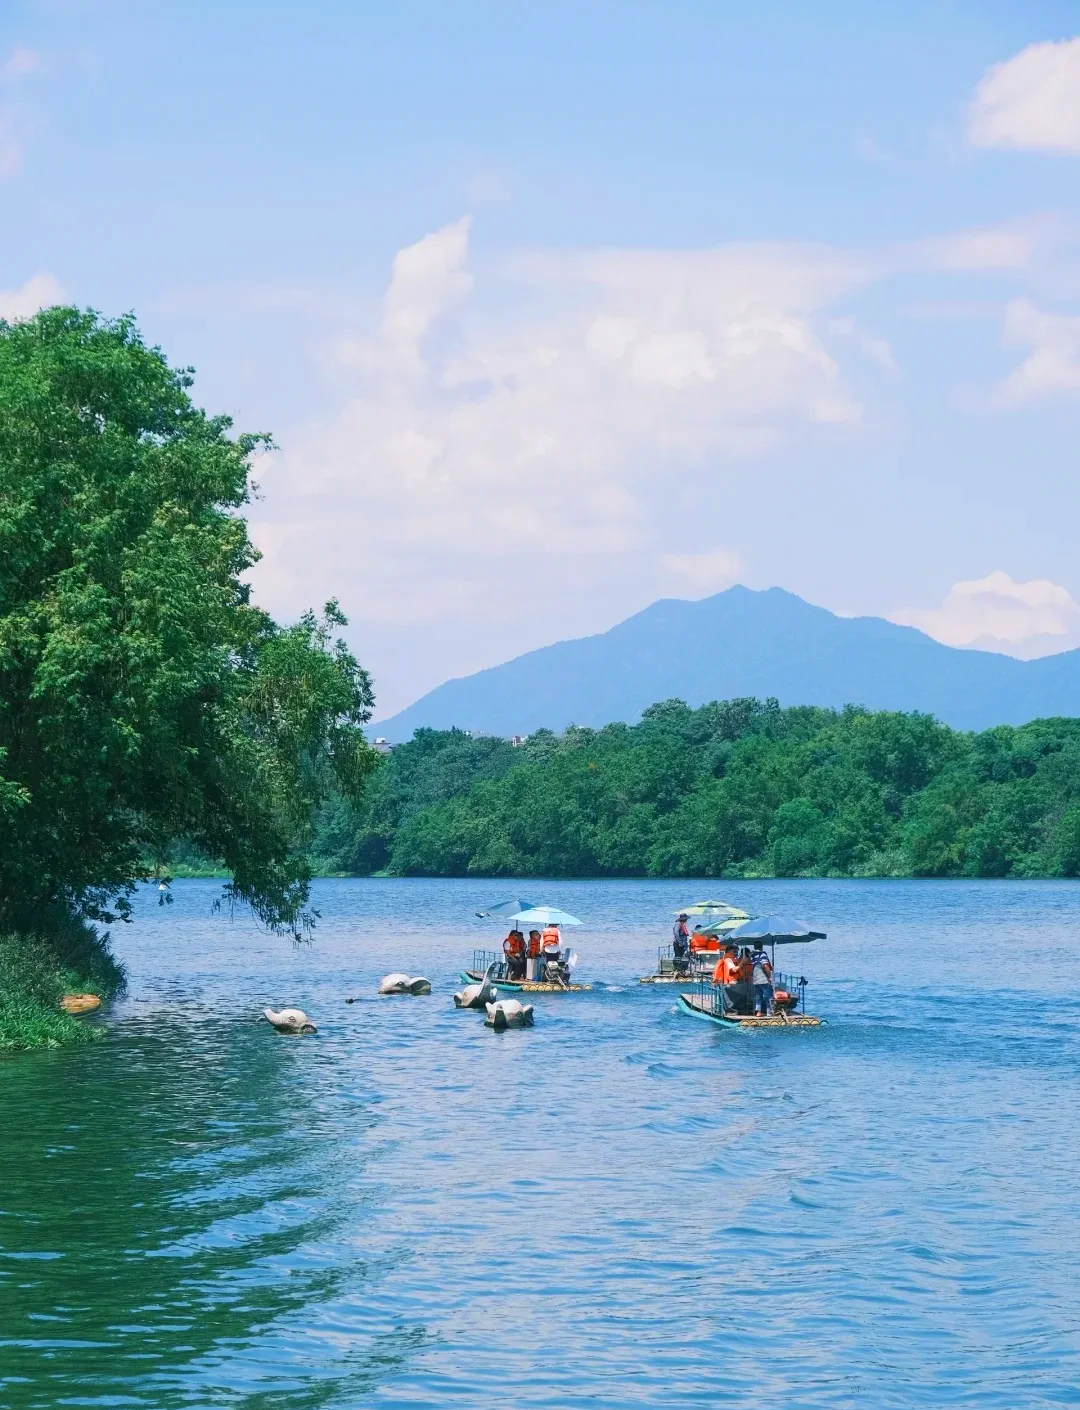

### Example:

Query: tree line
xmin=312 ymin=699 xmax=1080 ymax=879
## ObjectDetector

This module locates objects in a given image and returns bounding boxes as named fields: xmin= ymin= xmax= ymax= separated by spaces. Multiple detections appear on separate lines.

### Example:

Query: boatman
xmin=541 ymin=926 xmax=568 ymax=987
xmin=672 ymin=913 xmax=690 ymax=974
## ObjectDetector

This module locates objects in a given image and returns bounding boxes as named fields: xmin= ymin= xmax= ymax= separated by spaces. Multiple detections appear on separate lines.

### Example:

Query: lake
xmin=1 ymin=878 xmax=1078 ymax=1407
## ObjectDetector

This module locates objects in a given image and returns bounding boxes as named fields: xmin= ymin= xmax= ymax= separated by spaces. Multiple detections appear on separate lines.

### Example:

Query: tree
xmin=0 ymin=308 xmax=376 ymax=934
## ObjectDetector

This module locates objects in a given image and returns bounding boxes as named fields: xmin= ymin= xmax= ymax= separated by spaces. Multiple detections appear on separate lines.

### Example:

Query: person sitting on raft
xmin=750 ymin=944 xmax=774 ymax=1016
xmin=712 ymin=943 xmax=748 ymax=1014
xmin=502 ymin=928 xmax=527 ymax=980
xmin=672 ymin=913 xmax=690 ymax=974
xmin=689 ymin=927 xmax=721 ymax=955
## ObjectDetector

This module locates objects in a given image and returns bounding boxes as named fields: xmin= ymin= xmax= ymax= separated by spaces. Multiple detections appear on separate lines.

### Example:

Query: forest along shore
xmin=304 ymin=699 xmax=1080 ymax=880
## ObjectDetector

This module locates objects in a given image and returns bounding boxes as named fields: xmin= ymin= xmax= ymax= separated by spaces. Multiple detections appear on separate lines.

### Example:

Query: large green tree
xmin=0 ymin=308 xmax=376 ymax=933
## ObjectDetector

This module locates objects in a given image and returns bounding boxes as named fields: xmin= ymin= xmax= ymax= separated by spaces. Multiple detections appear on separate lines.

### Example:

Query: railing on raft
xmin=473 ymin=948 xmax=510 ymax=980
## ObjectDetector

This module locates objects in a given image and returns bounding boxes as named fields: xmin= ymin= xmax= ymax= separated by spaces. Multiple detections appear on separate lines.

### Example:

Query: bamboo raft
xmin=678 ymin=991 xmax=823 ymax=1029
xmin=461 ymin=970 xmax=591 ymax=993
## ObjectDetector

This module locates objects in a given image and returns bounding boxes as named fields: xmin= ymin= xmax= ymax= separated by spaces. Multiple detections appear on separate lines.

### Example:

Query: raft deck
xmin=678 ymin=990 xmax=823 ymax=1028
xmin=462 ymin=969 xmax=591 ymax=993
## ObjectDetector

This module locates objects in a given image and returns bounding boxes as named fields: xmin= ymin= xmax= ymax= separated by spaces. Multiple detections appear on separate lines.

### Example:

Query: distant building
xmin=509 ymin=735 xmax=526 ymax=747
xmin=372 ymin=737 xmax=394 ymax=755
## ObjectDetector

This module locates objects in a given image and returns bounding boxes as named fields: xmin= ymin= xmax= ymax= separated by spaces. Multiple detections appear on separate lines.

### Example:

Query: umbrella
xmin=509 ymin=906 xmax=582 ymax=927
xmin=728 ymin=915 xmax=826 ymax=945
xmin=476 ymin=897 xmax=538 ymax=919
xmin=675 ymin=900 xmax=748 ymax=919
xmin=695 ymin=915 xmax=752 ymax=937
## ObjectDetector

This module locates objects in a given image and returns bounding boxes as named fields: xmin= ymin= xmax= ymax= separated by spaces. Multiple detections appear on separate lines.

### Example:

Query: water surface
xmin=1 ymin=878 xmax=1078 ymax=1407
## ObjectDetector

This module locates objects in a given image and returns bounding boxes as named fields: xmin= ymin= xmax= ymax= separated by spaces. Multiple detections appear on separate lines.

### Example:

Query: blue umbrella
xmin=728 ymin=915 xmax=825 ymax=945
xmin=476 ymin=897 xmax=538 ymax=919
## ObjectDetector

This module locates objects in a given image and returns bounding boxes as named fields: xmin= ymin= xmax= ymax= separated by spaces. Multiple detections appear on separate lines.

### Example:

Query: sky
xmin=3 ymin=1 xmax=1080 ymax=717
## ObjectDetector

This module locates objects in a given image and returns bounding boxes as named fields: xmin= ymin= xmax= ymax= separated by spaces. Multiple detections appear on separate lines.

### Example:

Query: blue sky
xmin=3 ymin=2 xmax=1080 ymax=715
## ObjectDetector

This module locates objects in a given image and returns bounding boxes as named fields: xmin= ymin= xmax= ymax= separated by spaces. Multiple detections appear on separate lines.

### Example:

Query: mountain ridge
xmin=375 ymin=585 xmax=1080 ymax=740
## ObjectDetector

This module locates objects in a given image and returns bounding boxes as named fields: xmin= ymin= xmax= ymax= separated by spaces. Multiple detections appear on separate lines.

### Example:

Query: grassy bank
xmin=0 ymin=910 xmax=126 ymax=1051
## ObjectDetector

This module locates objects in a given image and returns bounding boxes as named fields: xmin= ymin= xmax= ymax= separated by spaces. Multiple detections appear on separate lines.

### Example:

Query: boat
xmin=461 ymin=950 xmax=592 ymax=993
xmin=640 ymin=901 xmax=749 ymax=984
xmin=466 ymin=900 xmax=592 ymax=992
xmin=676 ymin=915 xmax=827 ymax=1029
xmin=677 ymin=985 xmax=824 ymax=1029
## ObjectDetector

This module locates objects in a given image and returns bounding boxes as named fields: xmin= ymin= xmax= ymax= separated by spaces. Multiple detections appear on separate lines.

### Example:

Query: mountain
xmin=374 ymin=585 xmax=1080 ymax=741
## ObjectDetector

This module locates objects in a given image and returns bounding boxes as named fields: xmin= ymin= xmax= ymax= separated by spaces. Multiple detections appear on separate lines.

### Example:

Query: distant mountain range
xmin=374 ymin=585 xmax=1080 ymax=741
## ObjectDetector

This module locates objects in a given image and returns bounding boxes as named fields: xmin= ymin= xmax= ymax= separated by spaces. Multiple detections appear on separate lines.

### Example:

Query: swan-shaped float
xmin=484 ymin=998 xmax=534 ymax=1030
xmin=378 ymin=973 xmax=432 ymax=996
xmin=262 ymin=1007 xmax=317 ymax=1034
xmin=453 ymin=963 xmax=498 ymax=1009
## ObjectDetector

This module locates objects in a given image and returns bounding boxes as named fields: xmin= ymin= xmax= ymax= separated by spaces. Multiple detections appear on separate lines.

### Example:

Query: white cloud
xmin=658 ymin=549 xmax=741 ymax=595
xmin=2 ymin=47 xmax=41 ymax=79
xmin=992 ymin=298 xmax=1080 ymax=406
xmin=912 ymin=219 xmax=1049 ymax=272
xmin=892 ymin=571 xmax=1080 ymax=658
xmin=968 ymin=38 xmax=1080 ymax=154
xmin=245 ymin=222 xmax=883 ymax=710
xmin=0 ymin=272 xmax=65 ymax=321
xmin=380 ymin=216 xmax=472 ymax=357
xmin=248 ymin=223 xmax=874 ymax=618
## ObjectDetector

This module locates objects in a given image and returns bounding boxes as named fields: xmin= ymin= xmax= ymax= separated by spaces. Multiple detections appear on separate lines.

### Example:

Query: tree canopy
xmin=0 ymin=308 xmax=376 ymax=933
xmin=313 ymin=700 xmax=1080 ymax=879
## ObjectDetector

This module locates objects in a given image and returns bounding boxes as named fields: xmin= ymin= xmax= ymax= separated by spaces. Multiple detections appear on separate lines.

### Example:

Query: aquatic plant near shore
xmin=0 ymin=909 xmax=125 ymax=1051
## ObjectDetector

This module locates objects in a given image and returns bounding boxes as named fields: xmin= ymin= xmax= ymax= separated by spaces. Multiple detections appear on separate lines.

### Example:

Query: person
xmin=502 ymin=928 xmax=526 ymax=980
xmin=672 ymin=913 xmax=690 ymax=974
xmin=711 ymin=944 xmax=742 ymax=1013
xmin=751 ymin=943 xmax=774 ymax=1016
xmin=526 ymin=928 xmax=542 ymax=980
xmin=541 ymin=925 xmax=566 ymax=986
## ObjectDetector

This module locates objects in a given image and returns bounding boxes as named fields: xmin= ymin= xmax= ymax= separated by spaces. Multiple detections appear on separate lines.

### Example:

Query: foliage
xmin=0 ymin=907 xmax=125 ymax=1050
xmin=0 ymin=308 xmax=376 ymax=935
xmin=313 ymin=702 xmax=1080 ymax=879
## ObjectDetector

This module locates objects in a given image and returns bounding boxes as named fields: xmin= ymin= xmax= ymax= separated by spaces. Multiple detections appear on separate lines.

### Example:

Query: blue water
xmin=1 ymin=878 xmax=1079 ymax=1407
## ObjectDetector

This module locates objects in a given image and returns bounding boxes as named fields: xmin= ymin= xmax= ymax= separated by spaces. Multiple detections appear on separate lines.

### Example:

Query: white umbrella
xmin=510 ymin=906 xmax=582 ymax=927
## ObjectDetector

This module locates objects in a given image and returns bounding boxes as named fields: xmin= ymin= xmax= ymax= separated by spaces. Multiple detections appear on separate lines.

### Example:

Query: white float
xmin=378 ymin=973 xmax=432 ymax=996
xmin=453 ymin=963 xmax=499 ymax=1009
xmin=262 ymin=1007 xmax=317 ymax=1034
xmin=484 ymin=998 xmax=534 ymax=1029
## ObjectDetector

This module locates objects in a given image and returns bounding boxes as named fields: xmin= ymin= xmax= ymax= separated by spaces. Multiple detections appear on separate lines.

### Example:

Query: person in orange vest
xmin=541 ymin=926 xmax=567 ymax=985
xmin=502 ymin=928 xmax=526 ymax=980
xmin=712 ymin=944 xmax=745 ymax=1013
xmin=526 ymin=929 xmax=542 ymax=980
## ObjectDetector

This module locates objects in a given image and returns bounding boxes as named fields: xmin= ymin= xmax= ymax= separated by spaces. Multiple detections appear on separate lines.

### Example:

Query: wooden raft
xmin=678 ymin=992 xmax=822 ymax=1028
xmin=462 ymin=970 xmax=591 ymax=993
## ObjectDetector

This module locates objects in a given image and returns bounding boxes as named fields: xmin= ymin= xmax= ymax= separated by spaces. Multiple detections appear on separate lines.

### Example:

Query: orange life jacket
xmin=713 ymin=954 xmax=739 ymax=985
xmin=503 ymin=933 xmax=525 ymax=958
xmin=541 ymin=927 xmax=561 ymax=955
xmin=690 ymin=933 xmax=720 ymax=953
xmin=736 ymin=957 xmax=753 ymax=982
xmin=527 ymin=932 xmax=542 ymax=958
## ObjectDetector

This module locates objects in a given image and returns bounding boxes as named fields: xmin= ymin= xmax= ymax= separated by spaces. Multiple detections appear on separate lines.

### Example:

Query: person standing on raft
xmin=672 ymin=913 xmax=690 ymax=974
xmin=541 ymin=925 xmax=567 ymax=986
xmin=750 ymin=944 xmax=774 ymax=1016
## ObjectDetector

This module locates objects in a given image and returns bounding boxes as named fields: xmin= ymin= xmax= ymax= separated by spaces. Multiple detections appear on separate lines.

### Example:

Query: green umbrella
xmin=675 ymin=900 xmax=749 ymax=919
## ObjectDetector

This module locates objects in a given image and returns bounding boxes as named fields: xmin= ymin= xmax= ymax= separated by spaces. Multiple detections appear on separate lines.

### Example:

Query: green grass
xmin=0 ymin=908 xmax=126 ymax=1051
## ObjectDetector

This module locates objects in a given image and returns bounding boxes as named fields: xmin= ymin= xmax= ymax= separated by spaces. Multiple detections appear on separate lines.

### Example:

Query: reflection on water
xmin=0 ymin=878 xmax=1078 ymax=1407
